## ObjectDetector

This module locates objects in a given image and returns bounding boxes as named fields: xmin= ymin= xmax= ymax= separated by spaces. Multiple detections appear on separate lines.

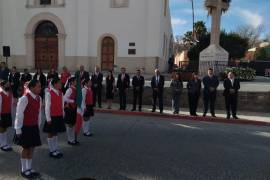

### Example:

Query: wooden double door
xmin=101 ymin=37 xmax=115 ymax=71
xmin=35 ymin=36 xmax=58 ymax=70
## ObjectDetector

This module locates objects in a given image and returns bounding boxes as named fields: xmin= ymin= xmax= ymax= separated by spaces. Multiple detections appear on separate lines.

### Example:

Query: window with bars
xmin=26 ymin=0 xmax=65 ymax=8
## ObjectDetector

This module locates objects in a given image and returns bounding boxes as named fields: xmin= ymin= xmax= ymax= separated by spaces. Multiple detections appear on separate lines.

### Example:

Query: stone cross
xmin=198 ymin=0 xmax=229 ymax=76
xmin=208 ymin=0 xmax=229 ymax=46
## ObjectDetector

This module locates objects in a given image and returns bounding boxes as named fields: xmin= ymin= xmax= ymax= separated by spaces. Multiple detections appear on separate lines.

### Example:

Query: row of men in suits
xmin=202 ymin=68 xmax=240 ymax=119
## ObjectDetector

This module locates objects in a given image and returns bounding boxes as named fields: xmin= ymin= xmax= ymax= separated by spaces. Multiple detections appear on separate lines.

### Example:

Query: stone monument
xmin=199 ymin=0 xmax=230 ymax=76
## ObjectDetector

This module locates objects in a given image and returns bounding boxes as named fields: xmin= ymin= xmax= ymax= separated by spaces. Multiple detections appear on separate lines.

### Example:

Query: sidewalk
xmin=95 ymin=103 xmax=270 ymax=126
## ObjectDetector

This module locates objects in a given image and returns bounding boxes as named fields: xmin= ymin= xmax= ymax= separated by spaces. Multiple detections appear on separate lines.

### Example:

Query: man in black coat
xmin=223 ymin=71 xmax=240 ymax=119
xmin=20 ymin=68 xmax=32 ymax=85
xmin=91 ymin=66 xmax=103 ymax=108
xmin=151 ymin=69 xmax=165 ymax=114
xmin=116 ymin=67 xmax=130 ymax=110
xmin=9 ymin=66 xmax=21 ymax=98
xmin=202 ymin=68 xmax=219 ymax=117
xmin=0 ymin=62 xmax=10 ymax=81
xmin=79 ymin=65 xmax=90 ymax=80
xmin=131 ymin=69 xmax=145 ymax=111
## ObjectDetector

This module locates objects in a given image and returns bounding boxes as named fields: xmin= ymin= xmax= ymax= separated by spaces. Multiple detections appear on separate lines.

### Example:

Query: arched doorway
xmin=35 ymin=21 xmax=58 ymax=69
xmin=101 ymin=37 xmax=115 ymax=71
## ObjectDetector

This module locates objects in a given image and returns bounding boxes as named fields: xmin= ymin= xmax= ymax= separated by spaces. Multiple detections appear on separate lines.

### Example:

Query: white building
xmin=0 ymin=0 xmax=173 ymax=73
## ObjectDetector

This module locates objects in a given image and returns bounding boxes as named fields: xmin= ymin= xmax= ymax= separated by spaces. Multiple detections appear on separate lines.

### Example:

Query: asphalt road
xmin=1 ymin=113 xmax=270 ymax=180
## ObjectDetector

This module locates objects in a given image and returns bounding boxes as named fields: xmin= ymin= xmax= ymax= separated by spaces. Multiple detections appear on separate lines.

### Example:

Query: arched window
xmin=35 ymin=21 xmax=58 ymax=37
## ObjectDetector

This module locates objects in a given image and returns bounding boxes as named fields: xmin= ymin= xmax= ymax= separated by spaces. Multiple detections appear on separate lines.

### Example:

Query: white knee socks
xmin=83 ymin=121 xmax=91 ymax=134
xmin=66 ymin=127 xmax=75 ymax=142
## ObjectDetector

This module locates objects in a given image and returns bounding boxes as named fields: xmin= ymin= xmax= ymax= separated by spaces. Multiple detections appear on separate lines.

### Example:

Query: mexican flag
xmin=75 ymin=71 xmax=83 ymax=134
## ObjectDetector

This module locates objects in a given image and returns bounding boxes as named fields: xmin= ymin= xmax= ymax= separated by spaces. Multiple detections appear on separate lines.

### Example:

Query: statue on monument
xmin=199 ymin=0 xmax=231 ymax=76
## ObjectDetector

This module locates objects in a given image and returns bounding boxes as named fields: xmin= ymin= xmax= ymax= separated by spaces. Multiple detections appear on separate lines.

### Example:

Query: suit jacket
xmin=117 ymin=73 xmax=130 ymax=90
xmin=202 ymin=75 xmax=219 ymax=95
xmin=33 ymin=73 xmax=47 ymax=88
xmin=79 ymin=71 xmax=90 ymax=80
xmin=20 ymin=73 xmax=32 ymax=84
xmin=223 ymin=78 xmax=240 ymax=96
xmin=91 ymin=73 xmax=103 ymax=89
xmin=151 ymin=75 xmax=165 ymax=92
xmin=132 ymin=75 xmax=145 ymax=92
xmin=47 ymin=72 xmax=59 ymax=81
xmin=9 ymin=72 xmax=21 ymax=86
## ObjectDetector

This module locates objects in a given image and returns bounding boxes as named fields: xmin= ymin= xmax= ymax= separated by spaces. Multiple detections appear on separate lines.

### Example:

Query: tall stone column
xmin=199 ymin=0 xmax=230 ymax=76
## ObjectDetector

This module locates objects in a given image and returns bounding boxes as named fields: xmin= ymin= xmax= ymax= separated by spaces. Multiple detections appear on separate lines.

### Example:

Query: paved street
xmin=1 ymin=113 xmax=270 ymax=180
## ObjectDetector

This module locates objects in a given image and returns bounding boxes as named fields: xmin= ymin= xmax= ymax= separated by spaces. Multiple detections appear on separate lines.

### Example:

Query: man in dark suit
xmin=9 ymin=66 xmax=21 ymax=98
xmin=79 ymin=65 xmax=90 ymax=80
xmin=91 ymin=66 xmax=103 ymax=108
xmin=202 ymin=68 xmax=219 ymax=117
xmin=223 ymin=71 xmax=240 ymax=119
xmin=116 ymin=67 xmax=130 ymax=110
xmin=151 ymin=69 xmax=165 ymax=114
xmin=131 ymin=69 xmax=145 ymax=112
xmin=20 ymin=68 xmax=32 ymax=85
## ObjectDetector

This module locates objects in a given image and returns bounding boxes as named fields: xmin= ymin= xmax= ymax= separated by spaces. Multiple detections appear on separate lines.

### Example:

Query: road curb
xmin=95 ymin=109 xmax=270 ymax=127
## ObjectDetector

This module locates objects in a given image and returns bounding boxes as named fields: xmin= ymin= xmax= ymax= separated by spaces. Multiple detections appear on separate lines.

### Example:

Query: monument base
xmin=199 ymin=44 xmax=229 ymax=76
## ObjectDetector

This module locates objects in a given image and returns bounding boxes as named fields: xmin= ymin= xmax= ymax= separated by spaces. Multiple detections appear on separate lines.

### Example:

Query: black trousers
xmin=203 ymin=92 xmax=216 ymax=115
xmin=119 ymin=90 xmax=127 ymax=110
xmin=133 ymin=90 xmax=143 ymax=110
xmin=152 ymin=90 xmax=163 ymax=112
xmin=188 ymin=93 xmax=200 ymax=115
xmin=93 ymin=87 xmax=102 ymax=107
xmin=225 ymin=95 xmax=238 ymax=117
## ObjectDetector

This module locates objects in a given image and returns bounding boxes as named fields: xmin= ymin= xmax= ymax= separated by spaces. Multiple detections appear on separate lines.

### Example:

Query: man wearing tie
xmin=9 ymin=66 xmax=21 ymax=98
xmin=116 ymin=67 xmax=130 ymax=110
xmin=131 ymin=69 xmax=145 ymax=112
xmin=202 ymin=68 xmax=219 ymax=117
xmin=223 ymin=71 xmax=240 ymax=119
xmin=91 ymin=66 xmax=103 ymax=108
xmin=79 ymin=65 xmax=90 ymax=80
xmin=151 ymin=69 xmax=165 ymax=114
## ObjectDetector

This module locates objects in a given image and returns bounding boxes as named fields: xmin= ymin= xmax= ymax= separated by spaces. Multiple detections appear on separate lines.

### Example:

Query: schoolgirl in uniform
xmin=43 ymin=78 xmax=66 ymax=158
xmin=81 ymin=79 xmax=94 ymax=137
xmin=14 ymin=80 xmax=42 ymax=179
xmin=0 ymin=80 xmax=13 ymax=152
xmin=64 ymin=77 xmax=78 ymax=145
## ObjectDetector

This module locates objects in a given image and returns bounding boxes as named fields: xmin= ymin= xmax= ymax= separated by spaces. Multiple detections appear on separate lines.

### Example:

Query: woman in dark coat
xmin=105 ymin=70 xmax=115 ymax=109
xmin=47 ymin=68 xmax=59 ymax=82
xmin=187 ymin=73 xmax=202 ymax=116
xmin=33 ymin=68 xmax=47 ymax=99
xmin=170 ymin=73 xmax=183 ymax=114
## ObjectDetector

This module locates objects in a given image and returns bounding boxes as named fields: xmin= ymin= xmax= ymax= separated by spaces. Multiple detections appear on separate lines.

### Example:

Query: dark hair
xmin=12 ymin=66 xmax=17 ymax=70
xmin=208 ymin=68 xmax=213 ymax=71
xmin=82 ymin=78 xmax=90 ymax=86
xmin=0 ymin=79 xmax=8 ymax=87
xmin=28 ymin=79 xmax=40 ymax=89
xmin=68 ymin=77 xmax=76 ymax=84
xmin=51 ymin=78 xmax=61 ymax=85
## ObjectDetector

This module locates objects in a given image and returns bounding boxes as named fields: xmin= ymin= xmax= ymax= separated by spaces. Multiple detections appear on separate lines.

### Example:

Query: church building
xmin=0 ymin=0 xmax=173 ymax=73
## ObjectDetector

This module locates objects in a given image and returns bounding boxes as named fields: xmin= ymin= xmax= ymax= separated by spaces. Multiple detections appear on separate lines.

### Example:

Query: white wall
xmin=0 ymin=0 xmax=173 ymax=71
xmin=0 ymin=0 xmax=3 ymax=56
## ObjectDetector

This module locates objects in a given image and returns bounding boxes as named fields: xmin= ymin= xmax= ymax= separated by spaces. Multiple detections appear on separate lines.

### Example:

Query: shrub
xmin=224 ymin=67 xmax=256 ymax=81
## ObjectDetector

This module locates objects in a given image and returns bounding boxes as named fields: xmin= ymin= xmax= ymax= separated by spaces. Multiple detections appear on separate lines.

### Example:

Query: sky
xmin=169 ymin=0 xmax=270 ymax=38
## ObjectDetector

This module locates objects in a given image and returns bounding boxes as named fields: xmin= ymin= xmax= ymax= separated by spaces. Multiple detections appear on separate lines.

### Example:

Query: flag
xmin=75 ymin=71 xmax=83 ymax=134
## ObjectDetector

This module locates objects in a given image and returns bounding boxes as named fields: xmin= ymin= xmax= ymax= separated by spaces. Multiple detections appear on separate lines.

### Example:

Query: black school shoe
xmin=83 ymin=132 xmax=93 ymax=137
xmin=21 ymin=170 xmax=34 ymax=179
xmin=30 ymin=169 xmax=41 ymax=178
xmin=68 ymin=141 xmax=78 ymax=146
xmin=49 ymin=151 xmax=62 ymax=159
xmin=0 ymin=145 xmax=12 ymax=152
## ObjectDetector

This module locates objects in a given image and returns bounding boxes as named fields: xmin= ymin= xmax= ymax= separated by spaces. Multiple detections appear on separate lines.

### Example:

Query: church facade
xmin=0 ymin=0 xmax=173 ymax=73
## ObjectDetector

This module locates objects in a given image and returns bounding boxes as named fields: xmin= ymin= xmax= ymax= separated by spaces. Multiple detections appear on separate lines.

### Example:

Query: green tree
xmin=254 ymin=48 xmax=267 ymax=60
